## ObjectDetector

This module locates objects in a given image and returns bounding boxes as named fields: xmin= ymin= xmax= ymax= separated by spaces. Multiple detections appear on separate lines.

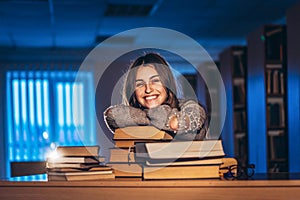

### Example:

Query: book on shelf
xmin=233 ymin=51 xmax=246 ymax=77
xmin=266 ymin=69 xmax=285 ymax=96
xmin=267 ymin=102 xmax=285 ymax=127
xmin=234 ymin=111 xmax=246 ymax=132
xmin=233 ymin=84 xmax=245 ymax=105
xmin=265 ymin=26 xmax=285 ymax=62
xmin=113 ymin=126 xmax=173 ymax=148
xmin=143 ymin=165 xmax=220 ymax=180
xmin=55 ymin=145 xmax=100 ymax=157
xmin=266 ymin=69 xmax=272 ymax=94
xmin=268 ymin=132 xmax=287 ymax=161
xmin=266 ymin=63 xmax=283 ymax=69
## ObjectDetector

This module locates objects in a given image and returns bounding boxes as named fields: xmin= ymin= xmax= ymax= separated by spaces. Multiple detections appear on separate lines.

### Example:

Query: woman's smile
xmin=135 ymin=65 xmax=167 ymax=109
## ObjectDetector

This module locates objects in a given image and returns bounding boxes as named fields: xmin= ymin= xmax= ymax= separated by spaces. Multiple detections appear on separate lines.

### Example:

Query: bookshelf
xmin=286 ymin=3 xmax=300 ymax=172
xmin=219 ymin=46 xmax=248 ymax=167
xmin=247 ymin=25 xmax=288 ymax=173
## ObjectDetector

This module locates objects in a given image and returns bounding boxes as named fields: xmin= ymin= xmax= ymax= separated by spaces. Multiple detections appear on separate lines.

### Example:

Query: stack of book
xmin=113 ymin=126 xmax=173 ymax=148
xmin=135 ymin=140 xmax=226 ymax=180
xmin=46 ymin=145 xmax=115 ymax=181
xmin=108 ymin=126 xmax=173 ymax=178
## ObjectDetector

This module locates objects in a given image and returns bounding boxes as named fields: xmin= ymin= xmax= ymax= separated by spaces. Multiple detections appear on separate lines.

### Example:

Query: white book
xmin=47 ymin=170 xmax=113 ymax=176
xmin=145 ymin=140 xmax=225 ymax=160
xmin=47 ymin=156 xmax=99 ymax=164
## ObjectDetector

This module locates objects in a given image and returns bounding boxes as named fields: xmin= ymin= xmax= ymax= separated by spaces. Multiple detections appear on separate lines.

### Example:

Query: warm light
xmin=46 ymin=150 xmax=60 ymax=161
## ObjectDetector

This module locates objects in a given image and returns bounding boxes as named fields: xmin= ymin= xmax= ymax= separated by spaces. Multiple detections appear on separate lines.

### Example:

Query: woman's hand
xmin=146 ymin=105 xmax=180 ymax=132
xmin=169 ymin=115 xmax=178 ymax=130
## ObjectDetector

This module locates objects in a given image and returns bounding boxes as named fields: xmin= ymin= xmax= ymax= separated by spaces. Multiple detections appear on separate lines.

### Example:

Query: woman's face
xmin=135 ymin=65 xmax=167 ymax=109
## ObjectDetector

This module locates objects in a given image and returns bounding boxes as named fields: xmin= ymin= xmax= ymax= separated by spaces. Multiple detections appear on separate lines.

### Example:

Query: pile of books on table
xmin=108 ymin=126 xmax=229 ymax=180
xmin=107 ymin=126 xmax=172 ymax=178
xmin=46 ymin=145 xmax=115 ymax=181
xmin=135 ymin=140 xmax=226 ymax=180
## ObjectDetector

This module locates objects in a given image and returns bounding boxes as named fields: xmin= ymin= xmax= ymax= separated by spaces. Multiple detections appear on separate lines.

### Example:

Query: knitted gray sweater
xmin=103 ymin=99 xmax=208 ymax=140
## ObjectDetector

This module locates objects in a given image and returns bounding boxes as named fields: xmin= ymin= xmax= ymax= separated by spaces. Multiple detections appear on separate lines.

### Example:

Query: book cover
xmin=55 ymin=145 xmax=100 ymax=157
xmin=145 ymin=157 xmax=223 ymax=167
xmin=109 ymin=148 xmax=135 ymax=163
xmin=46 ymin=162 xmax=101 ymax=169
xmin=48 ymin=173 xmax=115 ymax=181
xmin=145 ymin=140 xmax=225 ymax=160
xmin=114 ymin=126 xmax=173 ymax=140
xmin=47 ymin=169 xmax=113 ymax=176
xmin=143 ymin=165 xmax=220 ymax=180
xmin=108 ymin=163 xmax=142 ymax=177
xmin=47 ymin=165 xmax=112 ymax=173
xmin=47 ymin=156 xmax=100 ymax=164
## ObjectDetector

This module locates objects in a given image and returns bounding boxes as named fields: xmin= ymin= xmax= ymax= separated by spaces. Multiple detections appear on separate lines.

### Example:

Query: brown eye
xmin=135 ymin=81 xmax=145 ymax=88
xmin=150 ymin=78 xmax=161 ymax=84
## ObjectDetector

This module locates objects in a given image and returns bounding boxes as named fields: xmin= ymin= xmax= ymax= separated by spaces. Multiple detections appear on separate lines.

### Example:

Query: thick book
xmin=113 ymin=126 xmax=172 ymax=148
xmin=47 ymin=156 xmax=99 ymax=164
xmin=109 ymin=148 xmax=135 ymax=163
xmin=108 ymin=163 xmax=142 ymax=177
xmin=46 ymin=162 xmax=101 ymax=169
xmin=48 ymin=172 xmax=115 ymax=181
xmin=145 ymin=157 xmax=223 ymax=167
xmin=55 ymin=145 xmax=100 ymax=157
xmin=47 ymin=165 xmax=112 ymax=173
xmin=144 ymin=140 xmax=225 ymax=160
xmin=143 ymin=165 xmax=220 ymax=180
xmin=47 ymin=170 xmax=113 ymax=176
xmin=114 ymin=126 xmax=172 ymax=140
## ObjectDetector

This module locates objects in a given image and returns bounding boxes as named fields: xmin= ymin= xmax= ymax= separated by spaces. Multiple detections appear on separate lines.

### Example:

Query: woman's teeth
xmin=145 ymin=95 xmax=157 ymax=100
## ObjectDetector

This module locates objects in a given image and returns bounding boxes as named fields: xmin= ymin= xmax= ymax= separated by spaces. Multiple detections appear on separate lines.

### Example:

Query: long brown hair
xmin=122 ymin=52 xmax=179 ymax=109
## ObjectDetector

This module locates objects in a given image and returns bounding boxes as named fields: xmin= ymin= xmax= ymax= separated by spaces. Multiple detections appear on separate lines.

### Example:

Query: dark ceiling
xmin=1 ymin=0 xmax=299 ymax=64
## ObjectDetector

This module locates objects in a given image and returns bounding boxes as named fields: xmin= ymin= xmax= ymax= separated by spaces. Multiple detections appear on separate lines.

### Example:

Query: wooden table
xmin=1 ymin=179 xmax=300 ymax=200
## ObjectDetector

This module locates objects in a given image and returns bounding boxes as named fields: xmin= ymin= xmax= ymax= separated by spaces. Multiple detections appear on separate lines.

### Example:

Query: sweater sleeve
xmin=171 ymin=99 xmax=208 ymax=140
xmin=103 ymin=104 xmax=150 ymax=132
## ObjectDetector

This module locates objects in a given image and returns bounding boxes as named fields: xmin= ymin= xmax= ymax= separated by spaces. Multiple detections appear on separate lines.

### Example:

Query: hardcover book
xmin=144 ymin=140 xmax=225 ymax=160
xmin=55 ymin=145 xmax=100 ymax=157
xmin=143 ymin=165 xmax=220 ymax=180
xmin=113 ymin=126 xmax=172 ymax=148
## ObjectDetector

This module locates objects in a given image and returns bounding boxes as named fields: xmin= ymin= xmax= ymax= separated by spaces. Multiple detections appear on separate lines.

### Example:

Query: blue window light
xmin=5 ymin=70 xmax=96 ymax=180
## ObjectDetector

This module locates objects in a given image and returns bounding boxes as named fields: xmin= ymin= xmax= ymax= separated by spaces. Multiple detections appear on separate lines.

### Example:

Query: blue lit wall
xmin=5 ymin=70 xmax=95 ymax=178
xmin=247 ymin=26 xmax=268 ymax=173
xmin=247 ymin=74 xmax=267 ymax=173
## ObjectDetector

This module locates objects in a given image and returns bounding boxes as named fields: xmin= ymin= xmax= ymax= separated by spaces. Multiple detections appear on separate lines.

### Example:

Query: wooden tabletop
xmin=1 ymin=179 xmax=300 ymax=200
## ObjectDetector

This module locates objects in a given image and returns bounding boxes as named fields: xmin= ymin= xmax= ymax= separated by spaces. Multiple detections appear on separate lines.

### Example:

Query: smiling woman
xmin=103 ymin=52 xmax=208 ymax=140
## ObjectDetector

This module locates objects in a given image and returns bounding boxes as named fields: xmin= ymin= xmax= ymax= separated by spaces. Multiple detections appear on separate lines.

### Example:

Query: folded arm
xmin=103 ymin=104 xmax=150 ymax=132
xmin=147 ymin=99 xmax=208 ymax=140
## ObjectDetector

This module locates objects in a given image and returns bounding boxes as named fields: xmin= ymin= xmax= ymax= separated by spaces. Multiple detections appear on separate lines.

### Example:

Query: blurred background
xmin=0 ymin=0 xmax=300 ymax=180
